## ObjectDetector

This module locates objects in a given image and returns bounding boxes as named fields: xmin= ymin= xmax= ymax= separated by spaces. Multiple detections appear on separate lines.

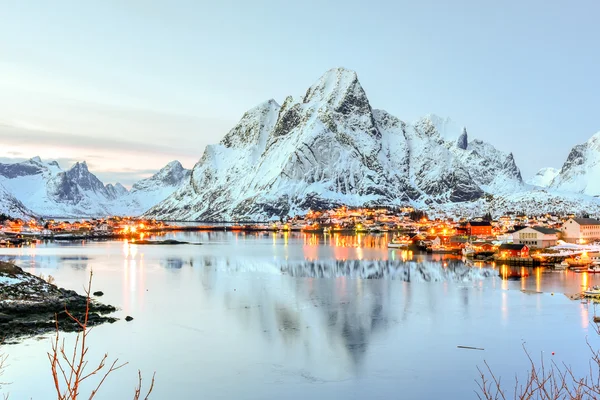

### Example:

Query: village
xmin=1 ymin=207 xmax=600 ymax=269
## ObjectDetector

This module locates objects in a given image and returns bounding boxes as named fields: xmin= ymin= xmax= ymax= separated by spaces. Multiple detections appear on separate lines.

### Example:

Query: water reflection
xmin=162 ymin=258 xmax=184 ymax=269
xmin=199 ymin=266 xmax=397 ymax=372
xmin=2 ymin=234 xmax=599 ymax=400
xmin=280 ymin=259 xmax=495 ymax=281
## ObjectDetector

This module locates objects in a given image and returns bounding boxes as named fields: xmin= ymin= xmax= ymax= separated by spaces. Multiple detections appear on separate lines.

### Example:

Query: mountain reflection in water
xmin=190 ymin=256 xmax=495 ymax=370
xmin=280 ymin=259 xmax=495 ymax=281
xmin=192 ymin=255 xmax=496 ymax=282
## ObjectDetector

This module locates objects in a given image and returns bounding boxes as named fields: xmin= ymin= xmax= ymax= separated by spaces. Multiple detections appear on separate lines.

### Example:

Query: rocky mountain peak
xmin=65 ymin=161 xmax=106 ymax=194
xmin=132 ymin=161 xmax=190 ymax=192
xmin=105 ymin=182 xmax=129 ymax=199
xmin=163 ymin=160 xmax=183 ymax=172
xmin=302 ymin=68 xmax=372 ymax=117
xmin=457 ymin=127 xmax=468 ymax=150
xmin=221 ymin=99 xmax=280 ymax=149
xmin=68 ymin=161 xmax=89 ymax=173
xmin=548 ymin=130 xmax=600 ymax=196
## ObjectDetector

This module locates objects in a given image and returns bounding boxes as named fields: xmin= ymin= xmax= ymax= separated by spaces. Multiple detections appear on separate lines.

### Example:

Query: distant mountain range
xmin=1 ymin=67 xmax=599 ymax=220
xmin=0 ymin=157 xmax=189 ymax=219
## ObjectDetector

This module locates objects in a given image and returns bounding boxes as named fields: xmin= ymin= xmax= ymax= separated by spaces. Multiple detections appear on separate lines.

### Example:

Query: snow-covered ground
xmin=0 ymin=275 xmax=24 ymax=286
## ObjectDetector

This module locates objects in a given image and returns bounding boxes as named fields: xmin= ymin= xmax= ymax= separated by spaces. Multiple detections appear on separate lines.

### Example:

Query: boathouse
xmin=466 ymin=220 xmax=492 ymax=236
xmin=498 ymin=243 xmax=529 ymax=258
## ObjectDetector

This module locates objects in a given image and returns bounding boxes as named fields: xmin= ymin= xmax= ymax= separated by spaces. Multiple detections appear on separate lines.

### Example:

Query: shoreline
xmin=0 ymin=261 xmax=117 ymax=343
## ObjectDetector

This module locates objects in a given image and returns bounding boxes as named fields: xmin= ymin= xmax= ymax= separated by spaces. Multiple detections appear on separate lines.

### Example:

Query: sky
xmin=0 ymin=0 xmax=598 ymax=186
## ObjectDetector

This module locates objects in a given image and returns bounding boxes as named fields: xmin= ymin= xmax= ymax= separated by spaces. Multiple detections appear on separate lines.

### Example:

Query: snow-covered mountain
xmin=115 ymin=161 xmax=191 ymax=215
xmin=548 ymin=132 xmax=600 ymax=196
xmin=527 ymin=167 xmax=559 ymax=187
xmin=0 ymin=182 xmax=36 ymax=220
xmin=145 ymin=67 xmax=524 ymax=221
xmin=0 ymin=157 xmax=189 ymax=218
xmin=0 ymin=157 xmax=121 ymax=217
xmin=105 ymin=183 xmax=129 ymax=200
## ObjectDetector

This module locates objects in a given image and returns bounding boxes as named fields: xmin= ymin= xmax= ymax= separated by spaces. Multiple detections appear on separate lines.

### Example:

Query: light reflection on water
xmin=0 ymin=232 xmax=599 ymax=399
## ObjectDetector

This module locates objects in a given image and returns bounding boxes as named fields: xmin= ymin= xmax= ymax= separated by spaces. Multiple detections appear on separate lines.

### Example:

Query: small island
xmin=132 ymin=239 xmax=199 ymax=245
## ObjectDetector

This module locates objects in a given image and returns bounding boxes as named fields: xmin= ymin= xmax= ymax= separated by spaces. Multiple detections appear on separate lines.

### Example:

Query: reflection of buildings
xmin=304 ymin=233 xmax=391 ymax=262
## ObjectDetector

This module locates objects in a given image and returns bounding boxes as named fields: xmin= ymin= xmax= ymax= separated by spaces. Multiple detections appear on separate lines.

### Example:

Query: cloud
xmin=93 ymin=169 xmax=160 ymax=187
xmin=0 ymin=123 xmax=197 ymax=158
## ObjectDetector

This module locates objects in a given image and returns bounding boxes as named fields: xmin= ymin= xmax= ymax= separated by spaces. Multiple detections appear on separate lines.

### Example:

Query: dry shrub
xmin=48 ymin=271 xmax=155 ymax=399
xmin=476 ymin=324 xmax=600 ymax=399
xmin=38 ymin=273 xmax=56 ymax=285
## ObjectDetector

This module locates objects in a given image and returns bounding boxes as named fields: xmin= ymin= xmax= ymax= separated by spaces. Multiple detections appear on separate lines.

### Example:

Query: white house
xmin=562 ymin=218 xmax=600 ymax=243
xmin=512 ymin=226 xmax=559 ymax=248
xmin=95 ymin=223 xmax=111 ymax=232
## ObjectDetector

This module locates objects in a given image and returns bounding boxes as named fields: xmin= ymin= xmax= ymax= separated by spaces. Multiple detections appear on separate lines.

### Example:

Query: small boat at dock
xmin=388 ymin=234 xmax=411 ymax=250
xmin=553 ymin=260 xmax=569 ymax=270
xmin=587 ymin=265 xmax=600 ymax=274
xmin=583 ymin=286 xmax=600 ymax=298
xmin=427 ymin=245 xmax=459 ymax=254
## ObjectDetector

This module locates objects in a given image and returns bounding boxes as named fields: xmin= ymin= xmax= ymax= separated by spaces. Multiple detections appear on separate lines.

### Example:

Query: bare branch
xmin=45 ymin=270 xmax=154 ymax=400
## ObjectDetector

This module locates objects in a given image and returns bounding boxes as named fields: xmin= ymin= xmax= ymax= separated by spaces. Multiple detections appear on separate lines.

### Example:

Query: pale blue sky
xmin=0 ymin=0 xmax=598 ymax=185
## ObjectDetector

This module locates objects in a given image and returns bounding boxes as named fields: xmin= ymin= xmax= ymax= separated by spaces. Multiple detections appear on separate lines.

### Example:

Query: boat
xmin=388 ymin=242 xmax=409 ymax=249
xmin=428 ymin=245 xmax=458 ymax=254
xmin=588 ymin=265 xmax=600 ymax=273
xmin=566 ymin=255 xmax=592 ymax=269
xmin=583 ymin=286 xmax=600 ymax=297
xmin=553 ymin=260 xmax=569 ymax=270
xmin=462 ymin=244 xmax=475 ymax=257
xmin=388 ymin=234 xmax=411 ymax=249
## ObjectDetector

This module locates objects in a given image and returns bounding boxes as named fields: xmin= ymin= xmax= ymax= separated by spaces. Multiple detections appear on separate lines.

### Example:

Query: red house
xmin=498 ymin=243 xmax=529 ymax=258
xmin=467 ymin=221 xmax=493 ymax=236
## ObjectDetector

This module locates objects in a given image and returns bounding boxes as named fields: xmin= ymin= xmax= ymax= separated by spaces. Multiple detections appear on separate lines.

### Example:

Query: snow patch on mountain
xmin=527 ymin=167 xmax=559 ymax=187
xmin=0 ymin=182 xmax=36 ymax=219
xmin=105 ymin=183 xmax=129 ymax=200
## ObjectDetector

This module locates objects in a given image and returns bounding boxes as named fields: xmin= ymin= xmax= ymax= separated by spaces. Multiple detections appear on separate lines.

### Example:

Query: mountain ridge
xmin=145 ymin=67 xmax=530 ymax=221
xmin=0 ymin=157 xmax=190 ymax=218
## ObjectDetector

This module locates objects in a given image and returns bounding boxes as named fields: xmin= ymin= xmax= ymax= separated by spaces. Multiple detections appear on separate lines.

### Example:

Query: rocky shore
xmin=0 ymin=261 xmax=117 ymax=342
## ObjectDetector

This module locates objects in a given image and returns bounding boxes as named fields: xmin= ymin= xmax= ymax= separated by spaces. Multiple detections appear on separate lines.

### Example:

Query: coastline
xmin=0 ymin=262 xmax=117 ymax=343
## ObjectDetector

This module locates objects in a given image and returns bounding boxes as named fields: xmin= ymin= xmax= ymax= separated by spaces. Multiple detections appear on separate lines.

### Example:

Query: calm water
xmin=1 ymin=232 xmax=599 ymax=399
